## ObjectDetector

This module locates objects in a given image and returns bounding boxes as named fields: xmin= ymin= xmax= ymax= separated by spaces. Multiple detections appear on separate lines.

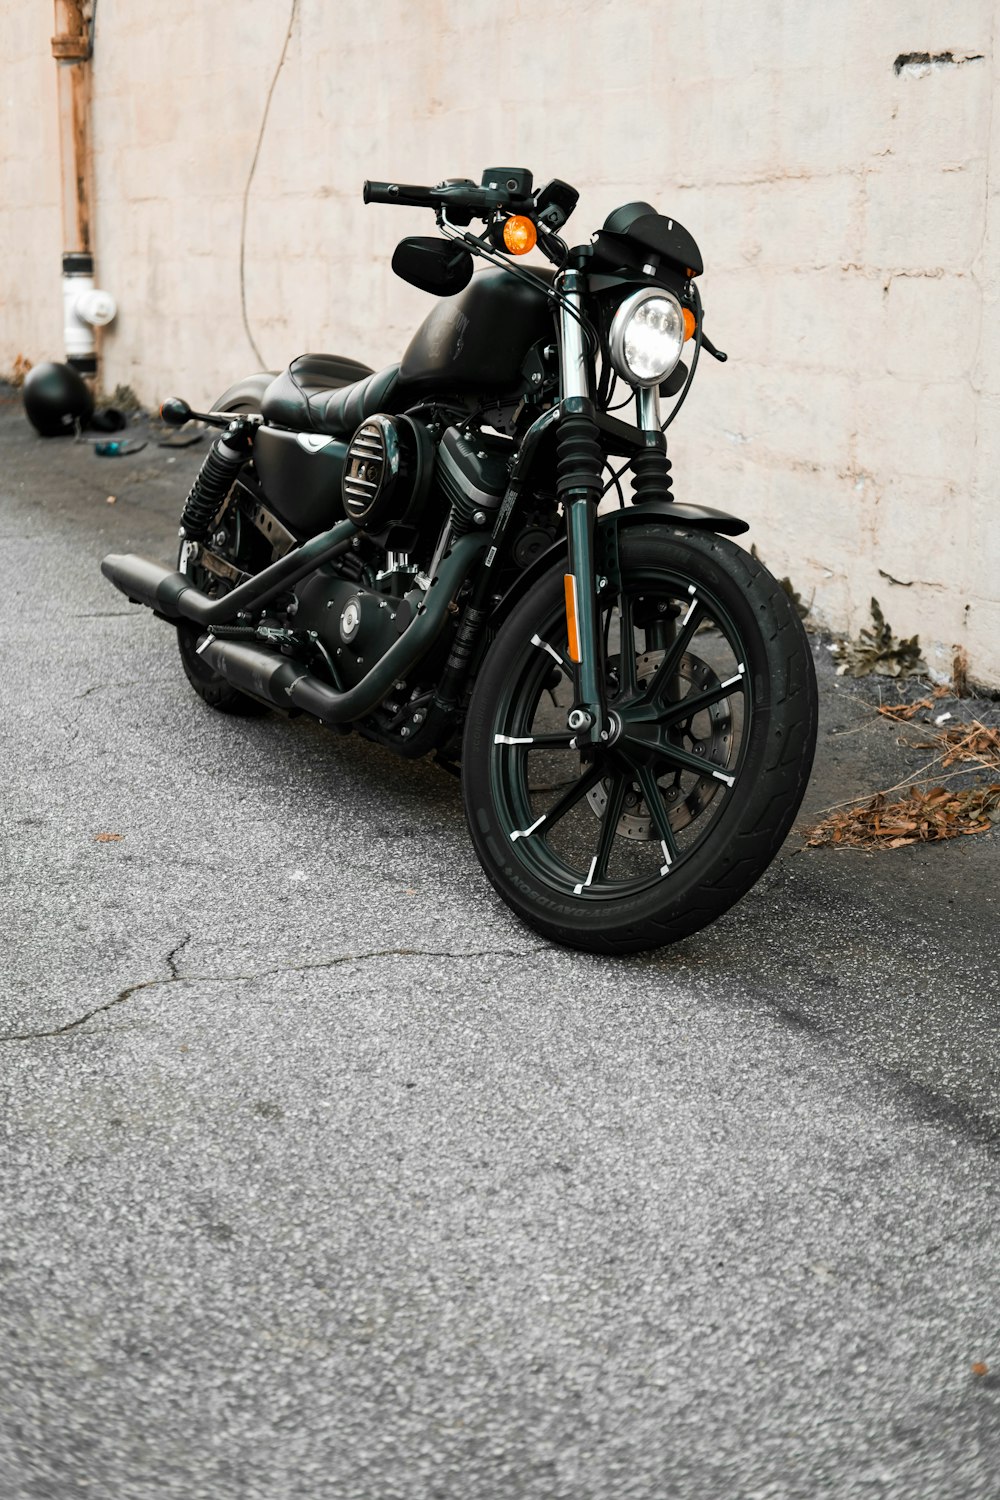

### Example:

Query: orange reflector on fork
xmin=564 ymin=574 xmax=581 ymax=663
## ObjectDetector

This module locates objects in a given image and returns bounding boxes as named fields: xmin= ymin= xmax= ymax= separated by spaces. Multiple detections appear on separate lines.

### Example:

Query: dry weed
xmin=833 ymin=598 xmax=926 ymax=678
xmin=807 ymin=784 xmax=1000 ymax=849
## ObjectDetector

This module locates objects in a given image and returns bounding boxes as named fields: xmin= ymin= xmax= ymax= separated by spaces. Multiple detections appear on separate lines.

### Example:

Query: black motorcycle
xmin=102 ymin=167 xmax=817 ymax=953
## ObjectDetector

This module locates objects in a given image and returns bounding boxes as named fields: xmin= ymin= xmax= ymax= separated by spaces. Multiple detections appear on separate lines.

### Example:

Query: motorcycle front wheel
xmin=462 ymin=525 xmax=818 ymax=954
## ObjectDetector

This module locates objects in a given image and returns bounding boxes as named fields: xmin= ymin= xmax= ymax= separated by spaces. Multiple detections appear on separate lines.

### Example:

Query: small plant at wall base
xmin=103 ymin=383 xmax=143 ymax=414
xmin=952 ymin=646 xmax=969 ymax=698
xmin=833 ymin=597 xmax=926 ymax=678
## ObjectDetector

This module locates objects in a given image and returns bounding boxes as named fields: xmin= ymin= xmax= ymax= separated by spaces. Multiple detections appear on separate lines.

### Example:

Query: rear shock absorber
xmin=179 ymin=421 xmax=255 ymax=541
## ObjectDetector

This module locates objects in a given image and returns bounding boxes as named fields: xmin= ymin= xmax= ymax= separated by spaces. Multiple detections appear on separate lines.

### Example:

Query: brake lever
xmin=701 ymin=333 xmax=728 ymax=363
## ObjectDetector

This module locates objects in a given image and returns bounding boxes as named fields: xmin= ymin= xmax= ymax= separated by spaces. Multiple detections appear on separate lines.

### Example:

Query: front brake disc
xmin=587 ymin=649 xmax=734 ymax=839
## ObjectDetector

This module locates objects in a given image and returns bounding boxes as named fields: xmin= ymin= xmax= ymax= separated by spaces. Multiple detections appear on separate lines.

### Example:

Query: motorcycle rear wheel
xmin=462 ymin=526 xmax=817 ymax=954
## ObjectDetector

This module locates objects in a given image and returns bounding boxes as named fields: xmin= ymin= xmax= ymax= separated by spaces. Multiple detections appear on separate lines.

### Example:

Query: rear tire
xmin=462 ymin=526 xmax=817 ymax=954
xmin=176 ymin=613 xmax=270 ymax=717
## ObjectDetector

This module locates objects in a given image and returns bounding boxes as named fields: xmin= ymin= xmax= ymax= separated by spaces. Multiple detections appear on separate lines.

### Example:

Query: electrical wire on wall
xmin=239 ymin=0 xmax=300 ymax=369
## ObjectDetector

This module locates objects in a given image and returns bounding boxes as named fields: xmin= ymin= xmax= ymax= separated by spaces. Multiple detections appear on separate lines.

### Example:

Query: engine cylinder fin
xmin=436 ymin=425 xmax=510 ymax=536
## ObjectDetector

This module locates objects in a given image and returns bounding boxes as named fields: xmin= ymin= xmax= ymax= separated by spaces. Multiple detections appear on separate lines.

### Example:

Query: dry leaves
xmin=808 ymin=651 xmax=1000 ymax=851
xmin=877 ymin=697 xmax=936 ymax=723
xmin=875 ymin=685 xmax=951 ymax=724
xmin=833 ymin=598 xmax=927 ymax=678
xmin=928 ymin=722 xmax=1000 ymax=769
xmin=807 ymin=784 xmax=1000 ymax=849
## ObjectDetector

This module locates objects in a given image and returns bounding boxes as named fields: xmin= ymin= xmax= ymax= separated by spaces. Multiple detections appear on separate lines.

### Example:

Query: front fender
xmin=490 ymin=499 xmax=749 ymax=629
xmin=609 ymin=499 xmax=748 ymax=538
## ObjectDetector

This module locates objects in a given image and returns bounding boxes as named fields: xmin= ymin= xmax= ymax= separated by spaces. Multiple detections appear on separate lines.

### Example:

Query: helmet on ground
xmin=22 ymin=361 xmax=95 ymax=437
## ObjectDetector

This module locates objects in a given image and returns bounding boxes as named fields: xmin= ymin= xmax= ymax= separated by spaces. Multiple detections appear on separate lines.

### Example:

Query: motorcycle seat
xmin=261 ymin=353 xmax=385 ymax=433
xmin=315 ymin=364 xmax=405 ymax=437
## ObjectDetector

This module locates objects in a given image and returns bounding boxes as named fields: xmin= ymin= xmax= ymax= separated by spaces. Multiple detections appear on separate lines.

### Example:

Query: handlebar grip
xmin=363 ymin=180 xmax=439 ymax=208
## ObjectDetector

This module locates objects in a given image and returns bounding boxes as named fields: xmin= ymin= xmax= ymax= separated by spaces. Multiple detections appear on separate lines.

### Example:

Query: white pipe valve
xmin=75 ymin=288 xmax=117 ymax=327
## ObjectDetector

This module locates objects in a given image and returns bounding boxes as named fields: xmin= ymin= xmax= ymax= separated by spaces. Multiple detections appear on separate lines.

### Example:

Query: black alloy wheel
xmin=462 ymin=526 xmax=818 ymax=953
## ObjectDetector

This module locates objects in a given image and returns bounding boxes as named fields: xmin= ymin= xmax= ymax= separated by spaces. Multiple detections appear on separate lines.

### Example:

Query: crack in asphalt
xmin=166 ymin=934 xmax=192 ymax=980
xmin=75 ymin=680 xmax=141 ymax=700
xmin=0 ymin=944 xmax=554 ymax=1043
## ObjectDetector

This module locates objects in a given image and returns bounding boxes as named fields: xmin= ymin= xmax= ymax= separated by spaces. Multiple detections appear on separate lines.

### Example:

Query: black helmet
xmin=22 ymin=361 xmax=95 ymax=437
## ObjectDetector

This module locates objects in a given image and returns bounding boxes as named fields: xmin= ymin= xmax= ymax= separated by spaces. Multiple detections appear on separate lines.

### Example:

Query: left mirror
xmin=391 ymin=237 xmax=474 ymax=296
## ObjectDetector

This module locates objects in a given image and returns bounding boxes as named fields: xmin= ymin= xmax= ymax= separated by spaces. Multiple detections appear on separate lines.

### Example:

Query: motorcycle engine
xmin=291 ymin=568 xmax=423 ymax=691
xmin=301 ymin=414 xmax=556 ymax=700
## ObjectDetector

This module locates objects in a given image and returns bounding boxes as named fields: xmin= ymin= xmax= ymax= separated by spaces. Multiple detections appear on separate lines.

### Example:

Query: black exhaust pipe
xmin=100 ymin=517 xmax=359 ymax=627
xmin=183 ymin=531 xmax=488 ymax=726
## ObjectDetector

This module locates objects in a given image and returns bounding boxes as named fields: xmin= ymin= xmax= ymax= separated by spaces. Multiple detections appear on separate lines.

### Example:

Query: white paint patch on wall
xmin=0 ymin=0 xmax=997 ymax=684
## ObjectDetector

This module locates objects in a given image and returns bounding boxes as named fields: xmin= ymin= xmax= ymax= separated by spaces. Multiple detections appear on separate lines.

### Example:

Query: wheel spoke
xmin=591 ymin=773 xmax=628 ymax=885
xmin=643 ymin=594 xmax=704 ymax=704
xmin=530 ymin=632 xmax=572 ymax=673
xmin=655 ymin=739 xmax=736 ymax=786
xmin=634 ymin=765 xmax=681 ymax=875
xmin=657 ymin=667 xmax=746 ymax=728
xmin=615 ymin=593 xmax=638 ymax=699
xmin=494 ymin=731 xmax=577 ymax=748
xmin=509 ymin=762 xmax=603 ymax=842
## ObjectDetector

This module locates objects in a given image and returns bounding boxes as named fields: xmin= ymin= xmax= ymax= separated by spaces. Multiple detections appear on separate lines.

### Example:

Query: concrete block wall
xmin=1 ymin=0 xmax=997 ymax=683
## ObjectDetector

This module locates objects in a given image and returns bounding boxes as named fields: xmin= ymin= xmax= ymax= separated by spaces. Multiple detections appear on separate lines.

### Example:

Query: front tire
xmin=462 ymin=526 xmax=817 ymax=954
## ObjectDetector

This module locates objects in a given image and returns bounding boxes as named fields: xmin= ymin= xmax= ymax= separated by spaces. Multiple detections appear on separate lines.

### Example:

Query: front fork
xmin=556 ymin=272 xmax=667 ymax=747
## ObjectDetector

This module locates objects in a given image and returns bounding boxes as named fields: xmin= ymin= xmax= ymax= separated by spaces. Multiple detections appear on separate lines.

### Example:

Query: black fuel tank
xmin=398 ymin=267 xmax=554 ymax=395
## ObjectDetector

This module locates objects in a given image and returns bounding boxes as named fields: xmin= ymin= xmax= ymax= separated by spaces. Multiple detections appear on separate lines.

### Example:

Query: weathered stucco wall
xmin=2 ymin=5 xmax=63 ymax=361
xmin=2 ymin=0 xmax=998 ymax=683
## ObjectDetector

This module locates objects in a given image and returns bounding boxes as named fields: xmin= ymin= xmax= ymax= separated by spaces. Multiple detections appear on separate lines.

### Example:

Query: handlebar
xmin=363 ymin=180 xmax=442 ymax=208
xmin=363 ymin=177 xmax=535 ymax=217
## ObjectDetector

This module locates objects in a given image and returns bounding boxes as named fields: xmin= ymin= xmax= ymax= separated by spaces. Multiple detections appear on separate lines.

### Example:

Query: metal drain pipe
xmin=50 ymin=1 xmax=116 ymax=379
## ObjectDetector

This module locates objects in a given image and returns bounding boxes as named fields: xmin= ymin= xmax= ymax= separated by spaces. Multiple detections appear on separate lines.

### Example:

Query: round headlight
xmin=608 ymin=289 xmax=685 ymax=388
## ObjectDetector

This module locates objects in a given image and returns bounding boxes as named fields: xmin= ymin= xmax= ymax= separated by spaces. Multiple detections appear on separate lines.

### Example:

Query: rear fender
xmin=211 ymin=372 xmax=279 ymax=415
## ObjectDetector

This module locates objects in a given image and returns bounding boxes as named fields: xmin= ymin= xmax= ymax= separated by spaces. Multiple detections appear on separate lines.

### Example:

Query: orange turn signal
xmin=503 ymin=215 xmax=537 ymax=256
xmin=682 ymin=307 xmax=697 ymax=342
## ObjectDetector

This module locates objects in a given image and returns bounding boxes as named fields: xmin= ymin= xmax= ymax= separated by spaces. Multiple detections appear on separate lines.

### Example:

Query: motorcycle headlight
xmin=608 ymin=288 xmax=685 ymax=388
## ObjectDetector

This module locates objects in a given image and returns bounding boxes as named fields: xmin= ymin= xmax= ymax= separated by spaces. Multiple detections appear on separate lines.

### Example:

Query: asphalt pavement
xmin=1 ymin=386 xmax=998 ymax=1499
